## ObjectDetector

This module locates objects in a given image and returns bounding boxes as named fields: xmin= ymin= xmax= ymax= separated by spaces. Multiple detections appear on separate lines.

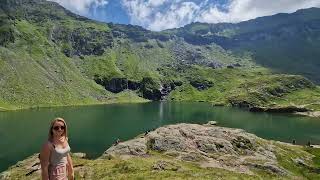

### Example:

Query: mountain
xmin=0 ymin=0 xmax=319 ymax=112
xmin=167 ymin=8 xmax=320 ymax=83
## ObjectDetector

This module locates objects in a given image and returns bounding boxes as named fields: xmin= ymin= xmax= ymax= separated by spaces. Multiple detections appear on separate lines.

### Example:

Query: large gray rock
xmin=102 ymin=123 xmax=288 ymax=175
xmin=103 ymin=137 xmax=148 ymax=157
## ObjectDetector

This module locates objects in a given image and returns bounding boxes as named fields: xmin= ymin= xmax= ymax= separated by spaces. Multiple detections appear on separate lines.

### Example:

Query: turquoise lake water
xmin=1 ymin=102 xmax=320 ymax=172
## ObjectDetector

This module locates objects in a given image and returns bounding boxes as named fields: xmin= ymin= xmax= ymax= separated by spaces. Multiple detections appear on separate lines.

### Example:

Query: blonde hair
xmin=48 ymin=117 xmax=68 ymax=142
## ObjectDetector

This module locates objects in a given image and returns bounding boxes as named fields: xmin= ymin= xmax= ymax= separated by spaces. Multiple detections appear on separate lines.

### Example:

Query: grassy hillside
xmin=162 ymin=66 xmax=320 ymax=111
xmin=0 ymin=0 xmax=320 ymax=111
xmin=169 ymin=8 xmax=320 ymax=83
xmin=0 ymin=3 xmax=147 ymax=110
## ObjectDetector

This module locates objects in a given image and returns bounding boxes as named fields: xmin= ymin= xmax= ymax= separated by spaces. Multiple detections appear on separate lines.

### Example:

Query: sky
xmin=49 ymin=0 xmax=320 ymax=31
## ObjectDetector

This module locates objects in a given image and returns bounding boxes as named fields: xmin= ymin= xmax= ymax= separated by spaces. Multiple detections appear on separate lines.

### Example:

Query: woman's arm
xmin=67 ymin=153 xmax=74 ymax=180
xmin=40 ymin=142 xmax=51 ymax=180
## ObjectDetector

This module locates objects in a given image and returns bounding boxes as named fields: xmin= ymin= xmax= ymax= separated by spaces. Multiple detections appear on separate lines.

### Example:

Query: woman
xmin=40 ymin=118 xmax=74 ymax=180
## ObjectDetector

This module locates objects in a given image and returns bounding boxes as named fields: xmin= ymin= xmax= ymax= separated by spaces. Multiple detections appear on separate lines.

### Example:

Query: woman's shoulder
xmin=42 ymin=141 xmax=54 ymax=150
xmin=65 ymin=137 xmax=71 ymax=148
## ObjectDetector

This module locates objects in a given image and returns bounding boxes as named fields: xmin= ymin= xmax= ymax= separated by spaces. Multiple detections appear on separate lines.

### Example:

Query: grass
xmin=166 ymin=66 xmax=320 ymax=110
xmin=4 ymin=145 xmax=320 ymax=180
xmin=1 ymin=152 xmax=278 ymax=180
xmin=275 ymin=88 xmax=320 ymax=111
xmin=0 ymin=19 xmax=148 ymax=110
xmin=275 ymin=144 xmax=320 ymax=179
xmin=305 ymin=147 xmax=320 ymax=168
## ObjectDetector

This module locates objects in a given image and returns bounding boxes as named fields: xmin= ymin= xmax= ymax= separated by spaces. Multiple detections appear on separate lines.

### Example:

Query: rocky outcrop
xmin=138 ymin=77 xmax=181 ymax=101
xmin=249 ymin=106 xmax=309 ymax=113
xmin=295 ymin=111 xmax=320 ymax=118
xmin=229 ymin=100 xmax=255 ymax=109
xmin=2 ymin=123 xmax=320 ymax=179
xmin=227 ymin=63 xmax=242 ymax=69
xmin=0 ymin=21 xmax=15 ymax=46
xmin=93 ymin=76 xmax=182 ymax=100
xmin=102 ymin=123 xmax=289 ymax=175
xmin=190 ymin=80 xmax=214 ymax=91
xmin=229 ymin=99 xmax=311 ymax=114
xmin=94 ymin=77 xmax=141 ymax=93
xmin=139 ymin=77 xmax=162 ymax=101
xmin=207 ymin=61 xmax=223 ymax=69
xmin=160 ymin=82 xmax=182 ymax=100
xmin=102 ymin=78 xmax=128 ymax=93
xmin=52 ymin=26 xmax=113 ymax=57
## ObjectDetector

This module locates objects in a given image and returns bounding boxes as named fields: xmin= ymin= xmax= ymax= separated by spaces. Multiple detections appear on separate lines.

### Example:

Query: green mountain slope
xmin=0 ymin=0 xmax=147 ymax=110
xmin=0 ymin=0 xmax=319 ymax=112
xmin=168 ymin=8 xmax=320 ymax=83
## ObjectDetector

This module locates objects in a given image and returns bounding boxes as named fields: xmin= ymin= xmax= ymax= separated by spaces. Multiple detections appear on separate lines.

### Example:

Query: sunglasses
xmin=53 ymin=126 xmax=65 ymax=131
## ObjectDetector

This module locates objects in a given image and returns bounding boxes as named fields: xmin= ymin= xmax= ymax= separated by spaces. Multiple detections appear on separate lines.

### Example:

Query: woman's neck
xmin=53 ymin=135 xmax=65 ymax=143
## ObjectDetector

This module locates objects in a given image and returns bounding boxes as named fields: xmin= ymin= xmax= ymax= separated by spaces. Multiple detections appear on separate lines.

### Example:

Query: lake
xmin=1 ymin=102 xmax=320 ymax=172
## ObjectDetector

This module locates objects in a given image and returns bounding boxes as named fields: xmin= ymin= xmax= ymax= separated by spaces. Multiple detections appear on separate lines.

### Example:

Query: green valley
xmin=0 ymin=0 xmax=320 ymax=114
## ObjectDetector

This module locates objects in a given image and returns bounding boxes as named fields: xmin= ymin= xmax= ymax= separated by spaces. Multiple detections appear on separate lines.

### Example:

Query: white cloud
xmin=49 ymin=0 xmax=108 ymax=15
xmin=121 ymin=0 xmax=320 ymax=31
xmin=197 ymin=0 xmax=320 ymax=23
xmin=148 ymin=2 xmax=200 ymax=30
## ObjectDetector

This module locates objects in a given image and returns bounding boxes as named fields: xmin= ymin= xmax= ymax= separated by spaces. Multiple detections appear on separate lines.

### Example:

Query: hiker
xmin=307 ymin=141 xmax=312 ymax=147
xmin=115 ymin=138 xmax=121 ymax=145
xmin=40 ymin=117 xmax=74 ymax=180
xmin=144 ymin=130 xmax=149 ymax=136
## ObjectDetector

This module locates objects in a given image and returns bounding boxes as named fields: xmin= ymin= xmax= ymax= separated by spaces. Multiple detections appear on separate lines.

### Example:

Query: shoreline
xmin=1 ymin=100 xmax=320 ymax=119
xmin=295 ymin=111 xmax=320 ymax=118
xmin=1 ymin=122 xmax=320 ymax=179
xmin=0 ymin=99 xmax=150 ymax=112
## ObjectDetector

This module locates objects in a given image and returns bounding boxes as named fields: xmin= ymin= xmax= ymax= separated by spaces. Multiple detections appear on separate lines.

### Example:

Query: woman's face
xmin=52 ymin=121 xmax=65 ymax=137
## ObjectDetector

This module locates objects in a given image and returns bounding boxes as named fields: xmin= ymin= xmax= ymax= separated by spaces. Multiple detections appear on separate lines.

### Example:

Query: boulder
xmin=103 ymin=138 xmax=148 ymax=157
xmin=189 ymin=80 xmax=214 ymax=91
xmin=249 ymin=106 xmax=309 ymax=113
xmin=101 ymin=123 xmax=288 ymax=175
xmin=206 ymin=121 xmax=218 ymax=125
xmin=72 ymin=153 xmax=87 ymax=159
xmin=245 ymin=162 xmax=289 ymax=176
xmin=207 ymin=61 xmax=223 ymax=69
xmin=152 ymin=160 xmax=180 ymax=171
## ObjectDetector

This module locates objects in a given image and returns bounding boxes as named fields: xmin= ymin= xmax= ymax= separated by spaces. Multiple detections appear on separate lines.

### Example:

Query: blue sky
xmin=50 ymin=0 xmax=320 ymax=31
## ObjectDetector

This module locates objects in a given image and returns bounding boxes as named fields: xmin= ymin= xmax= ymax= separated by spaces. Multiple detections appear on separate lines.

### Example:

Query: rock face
xmin=103 ymin=78 xmax=129 ymax=93
xmin=52 ymin=26 xmax=113 ymax=57
xmin=207 ymin=61 xmax=223 ymax=69
xmin=94 ymin=77 xmax=141 ymax=93
xmin=229 ymin=99 xmax=310 ymax=114
xmin=103 ymin=123 xmax=288 ymax=175
xmin=296 ymin=111 xmax=320 ymax=118
xmin=190 ymin=80 xmax=214 ymax=91
xmin=93 ymin=76 xmax=181 ymax=100
xmin=104 ymin=138 xmax=148 ymax=157
xmin=138 ymin=77 xmax=162 ymax=101
xmin=0 ymin=22 xmax=15 ymax=46
xmin=249 ymin=106 xmax=309 ymax=113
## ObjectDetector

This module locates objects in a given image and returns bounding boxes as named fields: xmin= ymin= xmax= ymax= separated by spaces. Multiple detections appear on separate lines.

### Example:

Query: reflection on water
xmin=0 ymin=101 xmax=319 ymax=172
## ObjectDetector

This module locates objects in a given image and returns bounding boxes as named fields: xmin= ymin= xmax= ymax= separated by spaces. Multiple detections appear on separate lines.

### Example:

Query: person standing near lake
xmin=40 ymin=118 xmax=74 ymax=180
